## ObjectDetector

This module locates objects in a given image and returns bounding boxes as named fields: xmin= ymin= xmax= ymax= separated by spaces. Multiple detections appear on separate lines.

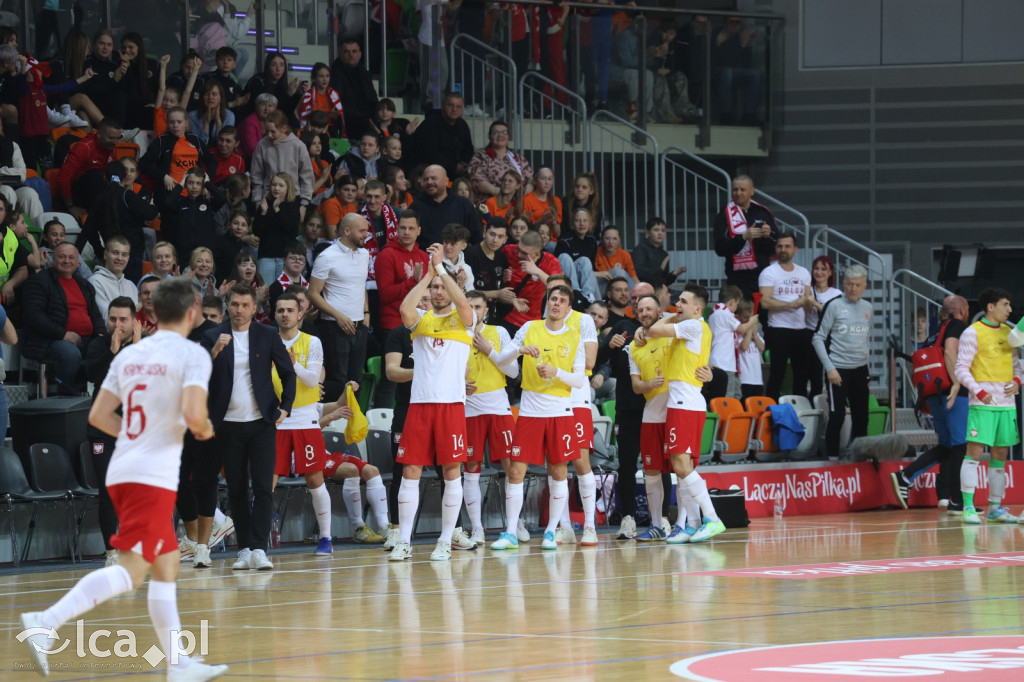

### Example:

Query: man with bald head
xmin=22 ymin=242 xmax=105 ymax=395
xmin=308 ymin=212 xmax=371 ymax=401
xmin=410 ymin=164 xmax=482 ymax=248
xmin=712 ymin=174 xmax=779 ymax=299
xmin=891 ymin=295 xmax=970 ymax=513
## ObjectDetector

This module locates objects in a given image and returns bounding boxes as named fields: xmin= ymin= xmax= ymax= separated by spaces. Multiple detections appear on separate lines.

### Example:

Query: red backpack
xmin=912 ymin=320 xmax=952 ymax=400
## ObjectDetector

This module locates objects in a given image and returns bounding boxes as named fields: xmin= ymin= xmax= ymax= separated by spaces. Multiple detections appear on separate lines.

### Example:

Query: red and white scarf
xmin=276 ymin=271 xmax=309 ymax=288
xmin=360 ymin=202 xmax=398 ymax=281
xmin=727 ymin=201 xmax=759 ymax=271
xmin=297 ymin=86 xmax=347 ymax=137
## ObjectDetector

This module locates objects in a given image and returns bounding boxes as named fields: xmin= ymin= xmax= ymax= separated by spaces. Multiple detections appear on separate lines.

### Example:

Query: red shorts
xmin=397 ymin=403 xmax=469 ymax=466
xmin=107 ymin=483 xmax=179 ymax=563
xmin=275 ymin=429 xmax=327 ymax=476
xmin=466 ymin=413 xmax=516 ymax=462
xmin=664 ymin=408 xmax=706 ymax=465
xmin=640 ymin=421 xmax=670 ymax=473
xmin=572 ymin=407 xmax=594 ymax=451
xmin=324 ymin=452 xmax=367 ymax=479
xmin=510 ymin=415 xmax=580 ymax=466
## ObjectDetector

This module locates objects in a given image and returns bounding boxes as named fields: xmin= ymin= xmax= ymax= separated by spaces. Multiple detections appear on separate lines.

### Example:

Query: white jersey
xmin=568 ymin=311 xmax=598 ymax=408
xmin=409 ymin=307 xmax=474 ymax=404
xmin=279 ymin=334 xmax=324 ymax=430
xmin=708 ymin=305 xmax=741 ymax=372
xmin=737 ymin=333 xmax=764 ymax=385
xmin=102 ymin=331 xmax=213 ymax=492
xmin=758 ymin=262 xmax=811 ymax=330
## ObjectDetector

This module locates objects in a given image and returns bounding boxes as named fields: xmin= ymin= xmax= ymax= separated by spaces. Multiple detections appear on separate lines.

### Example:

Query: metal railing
xmin=449 ymin=34 xmax=518 ymax=148
xmin=588 ymin=110 xmax=661 ymax=246
xmin=888 ymin=270 xmax=954 ymax=409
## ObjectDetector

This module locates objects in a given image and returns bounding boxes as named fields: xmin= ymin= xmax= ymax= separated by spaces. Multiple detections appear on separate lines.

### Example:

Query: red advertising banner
xmin=700 ymin=461 xmax=1024 ymax=518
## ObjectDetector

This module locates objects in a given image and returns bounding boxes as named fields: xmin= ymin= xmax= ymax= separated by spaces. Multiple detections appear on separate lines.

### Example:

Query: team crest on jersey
xmin=394 ymin=432 xmax=402 ymax=444
xmin=557 ymin=344 xmax=570 ymax=358
xmin=397 ymin=446 xmax=405 ymax=458
xmin=93 ymin=443 xmax=104 ymax=455
xmin=467 ymin=446 xmax=474 ymax=457
xmin=448 ymin=316 xmax=459 ymax=329
xmin=296 ymin=352 xmax=308 ymax=365
xmin=512 ymin=446 xmax=521 ymax=457
xmin=971 ymin=429 xmax=979 ymax=438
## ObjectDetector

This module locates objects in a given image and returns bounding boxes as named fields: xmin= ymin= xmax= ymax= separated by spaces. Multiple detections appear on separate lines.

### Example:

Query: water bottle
xmin=270 ymin=514 xmax=282 ymax=549
xmin=772 ymin=484 xmax=784 ymax=520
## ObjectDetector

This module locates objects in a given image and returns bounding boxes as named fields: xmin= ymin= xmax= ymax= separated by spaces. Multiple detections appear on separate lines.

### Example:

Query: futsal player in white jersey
xmin=20 ymin=277 xmax=228 ymax=682
xmin=389 ymin=244 xmax=477 ymax=562
xmin=490 ymin=284 xmax=587 ymax=551
xmin=545 ymin=274 xmax=601 ymax=546
xmin=464 ymin=290 xmax=521 ymax=545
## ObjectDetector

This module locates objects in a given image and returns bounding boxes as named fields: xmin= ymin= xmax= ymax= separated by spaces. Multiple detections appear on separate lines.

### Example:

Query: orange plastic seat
xmin=709 ymin=397 xmax=756 ymax=462
xmin=744 ymin=396 xmax=780 ymax=457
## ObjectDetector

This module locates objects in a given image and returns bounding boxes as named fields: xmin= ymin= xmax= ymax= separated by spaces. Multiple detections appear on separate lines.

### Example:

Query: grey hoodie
xmin=88 ymin=266 xmax=138 ymax=318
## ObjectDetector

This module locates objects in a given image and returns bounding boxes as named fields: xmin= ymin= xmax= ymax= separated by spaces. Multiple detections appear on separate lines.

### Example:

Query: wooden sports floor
xmin=2 ymin=509 xmax=1024 ymax=680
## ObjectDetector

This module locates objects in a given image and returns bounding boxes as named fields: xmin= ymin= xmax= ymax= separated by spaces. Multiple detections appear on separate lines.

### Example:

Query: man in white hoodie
xmin=88 ymin=236 xmax=138 ymax=317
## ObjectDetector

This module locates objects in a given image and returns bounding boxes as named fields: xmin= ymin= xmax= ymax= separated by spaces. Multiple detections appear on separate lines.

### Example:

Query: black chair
xmin=28 ymin=443 xmax=98 ymax=562
xmin=0 ymin=447 xmax=72 ymax=565
xmin=76 ymin=441 xmax=100 ymax=492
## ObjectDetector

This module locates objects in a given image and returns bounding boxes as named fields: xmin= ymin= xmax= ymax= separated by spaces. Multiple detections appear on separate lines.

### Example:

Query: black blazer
xmin=202 ymin=321 xmax=296 ymax=427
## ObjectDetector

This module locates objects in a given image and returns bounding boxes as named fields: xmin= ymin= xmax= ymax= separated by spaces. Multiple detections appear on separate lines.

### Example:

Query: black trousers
xmin=387 ymin=407 xmax=408 ymax=522
xmin=904 ymin=443 xmax=966 ymax=504
xmin=318 ymin=320 xmax=368 ymax=402
xmin=220 ymin=420 xmax=276 ymax=551
xmin=615 ymin=410 xmax=642 ymax=518
xmin=372 ymin=326 xmax=396 ymax=409
xmin=825 ymin=365 xmax=869 ymax=457
xmin=704 ymin=367 xmax=730 ymax=402
xmin=90 ymin=436 xmax=118 ymax=550
xmin=765 ymin=327 xmax=811 ymax=400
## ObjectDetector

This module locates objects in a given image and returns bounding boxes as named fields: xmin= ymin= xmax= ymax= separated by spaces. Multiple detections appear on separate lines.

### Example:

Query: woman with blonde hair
xmin=254 ymin=171 xmax=301 ymax=284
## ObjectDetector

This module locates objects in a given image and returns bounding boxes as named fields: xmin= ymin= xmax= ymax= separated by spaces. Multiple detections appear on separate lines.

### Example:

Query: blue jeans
xmin=597 ymin=265 xmax=635 ymax=298
xmin=557 ymin=254 xmax=601 ymax=303
xmin=45 ymin=337 xmax=90 ymax=395
xmin=716 ymin=66 xmax=761 ymax=115
xmin=0 ymin=384 xmax=8 ymax=442
xmin=258 ymin=258 xmax=283 ymax=287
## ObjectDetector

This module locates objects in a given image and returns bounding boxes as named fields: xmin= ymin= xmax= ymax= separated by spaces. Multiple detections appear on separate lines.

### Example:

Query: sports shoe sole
xmin=889 ymin=473 xmax=909 ymax=510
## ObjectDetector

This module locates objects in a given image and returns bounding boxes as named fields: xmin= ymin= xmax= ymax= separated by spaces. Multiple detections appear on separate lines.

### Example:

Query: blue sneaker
xmin=690 ymin=520 xmax=726 ymax=543
xmin=987 ymin=506 xmax=1018 ymax=523
xmin=541 ymin=531 xmax=558 ymax=550
xmin=490 ymin=532 xmax=519 ymax=550
xmin=665 ymin=525 xmax=692 ymax=545
xmin=636 ymin=525 xmax=667 ymax=542
xmin=314 ymin=537 xmax=333 ymax=555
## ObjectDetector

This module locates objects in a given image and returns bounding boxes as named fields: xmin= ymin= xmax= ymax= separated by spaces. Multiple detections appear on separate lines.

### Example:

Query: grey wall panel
xmin=777 ymin=128 xmax=873 ymax=145
xmin=875 ymin=166 xmax=1024 ymax=184
xmin=785 ymin=89 xmax=873 ymax=106
xmin=876 ymin=145 xmax=1024 ymax=164
xmin=875 ymin=124 xmax=1024 ymax=143
xmin=875 ymin=83 xmax=1024 ymax=102
xmin=802 ymin=0 xmax=882 ymax=67
xmin=962 ymin=0 xmax=1024 ymax=62
xmin=784 ymin=108 xmax=873 ymax=126
xmin=875 ymin=104 xmax=1023 ymax=123
xmin=773 ymin=148 xmax=873 ymax=166
xmin=881 ymin=0 xmax=963 ymax=65
xmin=875 ymin=186 xmax=1019 ymax=203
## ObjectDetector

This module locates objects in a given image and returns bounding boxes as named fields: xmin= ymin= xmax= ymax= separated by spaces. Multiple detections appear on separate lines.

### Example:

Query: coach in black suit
xmin=203 ymin=283 xmax=296 ymax=570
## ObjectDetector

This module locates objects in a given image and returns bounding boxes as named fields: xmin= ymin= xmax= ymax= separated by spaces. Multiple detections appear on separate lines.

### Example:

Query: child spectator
xmin=47 ymin=29 xmax=102 ymax=129
xmin=214 ymin=210 xmax=257 ymax=279
xmin=379 ymin=136 xmax=405 ymax=175
xmin=507 ymin=215 xmax=529 ymax=245
xmin=371 ymin=97 xmax=417 ymax=139
xmin=189 ymin=79 xmax=235 ymax=145
xmin=88 ymin=235 xmax=137 ymax=316
xmin=242 ymin=51 xmax=302 ymax=126
xmin=166 ymin=49 xmax=206 ymax=111
xmin=452 ymin=177 xmax=472 ymax=201
xmin=228 ymin=251 xmax=270 ymax=323
xmin=210 ymin=46 xmax=247 ymax=114
xmin=213 ymin=172 xmax=253 ymax=235
xmin=334 ymin=132 xmax=381 ymax=180
xmin=296 ymin=62 xmax=345 ymax=136
xmin=442 ymin=222 xmax=473 ymax=291
xmin=522 ymin=167 xmax=563 ymax=242
xmin=706 ymin=284 xmax=758 ymax=400
xmin=160 ymin=167 xmax=225 ymax=261
xmin=564 ymin=171 xmax=603 ymax=232
xmin=210 ymin=126 xmax=246 ymax=186
xmin=301 ymin=130 xmax=332 ymax=199
xmin=736 ymin=299 xmax=765 ymax=399
xmin=317 ymin=174 xmax=358 ymax=239
xmin=633 ymin=216 xmax=686 ymax=287
xmin=300 ymin=210 xmax=327 ymax=269
xmin=555 ymin=207 xmax=601 ymax=303
xmin=268 ymin=241 xmax=309 ymax=310
xmin=380 ymin=165 xmax=412 ymax=211
xmin=249 ymin=109 xmax=313 ymax=206
xmin=594 ymin=225 xmax=637 ymax=290
xmin=118 ymin=32 xmax=157 ymax=130
xmin=482 ymin=170 xmax=524 ymax=223
xmin=39 ymin=218 xmax=91 ymax=279
xmin=139 ymin=106 xmax=218 ymax=192
xmin=254 ymin=171 xmax=301 ymax=284
xmin=153 ymin=54 xmax=199 ymax=137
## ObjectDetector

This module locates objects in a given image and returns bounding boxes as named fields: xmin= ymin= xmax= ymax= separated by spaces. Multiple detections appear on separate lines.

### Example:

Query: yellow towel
xmin=344 ymin=384 xmax=368 ymax=443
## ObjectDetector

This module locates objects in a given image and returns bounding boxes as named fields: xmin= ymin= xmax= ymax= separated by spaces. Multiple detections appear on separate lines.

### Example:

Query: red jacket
xmin=374 ymin=240 xmax=430 ymax=329
xmin=56 ymin=133 xmax=118 ymax=202
xmin=501 ymin=244 xmax=562 ymax=329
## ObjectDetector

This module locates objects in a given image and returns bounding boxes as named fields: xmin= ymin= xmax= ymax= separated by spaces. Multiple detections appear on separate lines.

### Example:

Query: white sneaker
xmin=616 ymin=515 xmax=636 ymax=539
xmin=516 ymin=518 xmax=531 ymax=542
xmin=451 ymin=527 xmax=477 ymax=550
xmin=167 ymin=657 xmax=229 ymax=681
xmin=179 ymin=536 xmax=197 ymax=561
xmin=662 ymin=516 xmax=672 ymax=537
xmin=47 ymin=106 xmax=71 ymax=127
xmin=580 ymin=526 xmax=598 ymax=546
xmin=465 ymin=103 xmax=486 ymax=117
xmin=19 ymin=611 xmax=50 ymax=675
xmin=193 ymin=544 xmax=211 ymax=568
xmin=469 ymin=526 xmax=486 ymax=545
xmin=120 ymin=127 xmax=141 ymax=142
xmin=59 ymin=104 xmax=89 ymax=128
xmin=249 ymin=549 xmax=273 ymax=570
xmin=232 ymin=548 xmax=252 ymax=570
xmin=383 ymin=525 xmax=400 ymax=551
xmin=388 ymin=540 xmax=412 ymax=561
xmin=104 ymin=551 xmax=119 ymax=567
xmin=555 ymin=526 xmax=577 ymax=545
xmin=209 ymin=516 xmax=234 ymax=548
xmin=430 ymin=539 xmax=452 ymax=561
xmin=937 ymin=499 xmax=950 ymax=509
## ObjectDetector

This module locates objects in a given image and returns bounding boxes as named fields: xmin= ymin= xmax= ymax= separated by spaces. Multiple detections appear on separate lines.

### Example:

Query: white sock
xmin=683 ymin=471 xmax=719 ymax=523
xmin=644 ymin=474 xmax=664 ymax=528
xmin=42 ymin=564 xmax=133 ymax=631
xmin=213 ymin=507 xmax=226 ymax=525
xmin=309 ymin=484 xmax=332 ymax=539
xmin=397 ymin=478 xmax=419 ymax=543
xmin=463 ymin=472 xmax=483 ymax=531
xmin=505 ymin=482 xmax=524 ymax=536
xmin=546 ymin=479 xmax=569 ymax=535
xmin=342 ymin=477 xmax=364 ymax=529
xmin=682 ymin=486 xmax=701 ymax=529
xmin=148 ymin=580 xmax=188 ymax=667
xmin=578 ymin=471 xmax=597 ymax=529
xmin=989 ymin=466 xmax=1007 ymax=506
xmin=555 ymin=475 xmax=573 ymax=528
xmin=440 ymin=478 xmax=463 ymax=543
xmin=961 ymin=457 xmax=979 ymax=496
xmin=364 ymin=475 xmax=390 ymax=531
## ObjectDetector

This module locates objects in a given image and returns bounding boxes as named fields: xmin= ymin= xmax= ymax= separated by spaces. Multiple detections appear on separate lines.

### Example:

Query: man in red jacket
xmin=373 ymin=209 xmax=429 ymax=407
xmin=56 ymin=119 xmax=123 ymax=223
xmin=499 ymin=229 xmax=561 ymax=335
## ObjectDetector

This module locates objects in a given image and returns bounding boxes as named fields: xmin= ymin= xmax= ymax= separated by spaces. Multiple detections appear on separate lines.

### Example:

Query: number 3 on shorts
xmin=575 ymin=422 xmax=585 ymax=438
